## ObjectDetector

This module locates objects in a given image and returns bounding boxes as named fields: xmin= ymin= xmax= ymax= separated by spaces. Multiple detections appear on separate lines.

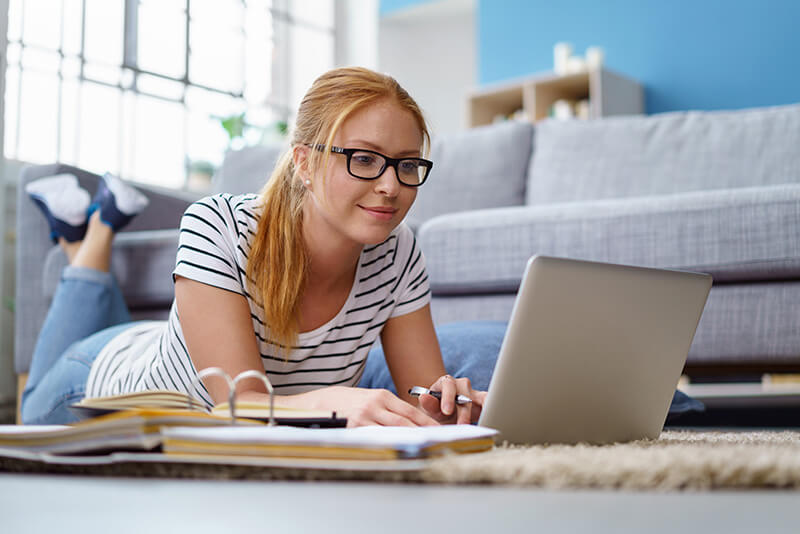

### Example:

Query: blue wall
xmin=478 ymin=0 xmax=800 ymax=114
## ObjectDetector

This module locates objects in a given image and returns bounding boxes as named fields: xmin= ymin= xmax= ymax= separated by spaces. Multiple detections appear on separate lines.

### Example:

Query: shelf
xmin=466 ymin=68 xmax=643 ymax=127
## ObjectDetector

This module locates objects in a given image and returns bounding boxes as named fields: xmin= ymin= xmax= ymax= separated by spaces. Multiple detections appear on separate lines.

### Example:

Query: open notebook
xmin=71 ymin=391 xmax=346 ymax=428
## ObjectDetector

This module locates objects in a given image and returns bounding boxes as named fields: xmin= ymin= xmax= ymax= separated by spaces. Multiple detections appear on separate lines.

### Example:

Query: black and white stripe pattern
xmin=85 ymin=194 xmax=431 ymax=406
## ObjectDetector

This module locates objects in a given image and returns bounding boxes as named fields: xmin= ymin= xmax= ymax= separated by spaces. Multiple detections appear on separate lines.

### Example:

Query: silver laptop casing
xmin=478 ymin=256 xmax=712 ymax=445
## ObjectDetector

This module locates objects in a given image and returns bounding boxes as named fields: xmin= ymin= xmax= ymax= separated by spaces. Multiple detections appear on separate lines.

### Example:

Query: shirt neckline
xmin=296 ymin=248 xmax=366 ymax=341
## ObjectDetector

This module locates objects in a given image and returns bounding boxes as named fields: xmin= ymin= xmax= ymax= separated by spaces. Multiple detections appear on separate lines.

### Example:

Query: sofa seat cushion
xmin=419 ymin=183 xmax=800 ymax=294
xmin=42 ymin=229 xmax=179 ymax=307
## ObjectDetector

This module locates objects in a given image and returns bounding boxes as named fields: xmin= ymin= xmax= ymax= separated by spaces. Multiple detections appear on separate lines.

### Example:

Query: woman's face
xmin=302 ymin=99 xmax=423 ymax=246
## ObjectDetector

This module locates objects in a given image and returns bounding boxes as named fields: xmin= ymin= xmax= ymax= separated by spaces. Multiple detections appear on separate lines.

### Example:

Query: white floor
xmin=1 ymin=474 xmax=797 ymax=533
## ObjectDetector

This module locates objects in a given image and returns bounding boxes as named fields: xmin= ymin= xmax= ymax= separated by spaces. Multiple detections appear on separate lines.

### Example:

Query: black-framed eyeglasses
xmin=311 ymin=144 xmax=433 ymax=187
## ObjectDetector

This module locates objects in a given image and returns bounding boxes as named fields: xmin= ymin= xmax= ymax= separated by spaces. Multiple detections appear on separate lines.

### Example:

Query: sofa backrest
xmin=212 ymin=143 xmax=286 ymax=195
xmin=526 ymin=103 xmax=800 ymax=205
xmin=406 ymin=120 xmax=534 ymax=229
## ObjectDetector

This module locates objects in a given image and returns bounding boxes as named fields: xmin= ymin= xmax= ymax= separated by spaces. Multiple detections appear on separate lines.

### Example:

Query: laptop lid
xmin=478 ymin=256 xmax=712 ymax=445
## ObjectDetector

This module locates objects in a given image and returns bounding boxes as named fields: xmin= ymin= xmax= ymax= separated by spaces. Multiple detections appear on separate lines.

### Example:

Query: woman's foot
xmin=88 ymin=173 xmax=149 ymax=232
xmin=25 ymin=174 xmax=90 ymax=243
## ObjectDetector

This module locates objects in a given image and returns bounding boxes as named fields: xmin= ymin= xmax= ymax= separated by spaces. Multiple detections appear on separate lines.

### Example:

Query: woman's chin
xmin=355 ymin=224 xmax=398 ymax=246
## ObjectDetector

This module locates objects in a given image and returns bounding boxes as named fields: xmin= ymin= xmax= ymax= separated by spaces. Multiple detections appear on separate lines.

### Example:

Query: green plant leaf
xmin=220 ymin=113 xmax=246 ymax=140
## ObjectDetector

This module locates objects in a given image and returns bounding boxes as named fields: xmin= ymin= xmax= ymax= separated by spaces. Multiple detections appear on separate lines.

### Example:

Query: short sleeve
xmin=389 ymin=225 xmax=431 ymax=318
xmin=172 ymin=195 xmax=245 ymax=295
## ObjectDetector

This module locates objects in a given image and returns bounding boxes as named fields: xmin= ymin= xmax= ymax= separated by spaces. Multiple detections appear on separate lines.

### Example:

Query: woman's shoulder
xmin=182 ymin=193 xmax=262 ymax=229
xmin=189 ymin=192 xmax=262 ymax=216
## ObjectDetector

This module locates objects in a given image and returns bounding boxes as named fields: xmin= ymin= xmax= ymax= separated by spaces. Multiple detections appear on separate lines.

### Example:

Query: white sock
xmin=25 ymin=173 xmax=90 ymax=226
xmin=102 ymin=173 xmax=149 ymax=215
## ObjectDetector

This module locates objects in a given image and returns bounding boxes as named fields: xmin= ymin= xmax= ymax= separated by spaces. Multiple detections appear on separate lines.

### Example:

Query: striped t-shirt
xmin=84 ymin=193 xmax=431 ymax=406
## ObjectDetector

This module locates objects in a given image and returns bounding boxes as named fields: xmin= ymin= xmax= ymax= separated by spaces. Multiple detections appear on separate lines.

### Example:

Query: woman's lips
xmin=360 ymin=205 xmax=397 ymax=221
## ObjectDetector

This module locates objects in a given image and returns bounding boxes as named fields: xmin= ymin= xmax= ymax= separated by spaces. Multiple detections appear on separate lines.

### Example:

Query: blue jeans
xmin=358 ymin=320 xmax=704 ymax=420
xmin=21 ymin=266 xmax=136 ymax=424
xmin=359 ymin=320 xmax=505 ymax=393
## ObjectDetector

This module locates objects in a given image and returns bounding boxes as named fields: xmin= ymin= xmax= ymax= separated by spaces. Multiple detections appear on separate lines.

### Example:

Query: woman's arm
xmin=175 ymin=276 xmax=437 ymax=426
xmin=380 ymin=304 xmax=487 ymax=424
xmin=174 ymin=276 xmax=268 ymax=402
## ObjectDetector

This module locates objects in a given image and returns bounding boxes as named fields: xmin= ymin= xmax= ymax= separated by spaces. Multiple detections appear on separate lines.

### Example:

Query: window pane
xmin=83 ymin=63 xmax=122 ymax=86
xmin=189 ymin=23 xmax=244 ymax=93
xmin=138 ymin=74 xmax=185 ymax=101
xmin=4 ymin=67 xmax=20 ymax=158
xmin=60 ymin=79 xmax=81 ymax=164
xmin=62 ymin=0 xmax=84 ymax=55
xmin=22 ymin=0 xmax=62 ymax=50
xmin=133 ymin=95 xmax=186 ymax=188
xmin=78 ymin=82 xmax=121 ymax=174
xmin=21 ymin=46 xmax=61 ymax=73
xmin=138 ymin=2 xmax=187 ymax=78
xmin=185 ymin=85 xmax=242 ymax=116
xmin=190 ymin=0 xmax=244 ymax=29
xmin=7 ymin=0 xmax=23 ymax=42
xmin=120 ymin=91 xmax=136 ymax=178
xmin=84 ymin=0 xmax=124 ymax=65
xmin=244 ymin=5 xmax=273 ymax=103
xmin=6 ymin=42 xmax=22 ymax=65
xmin=18 ymin=71 xmax=59 ymax=163
xmin=186 ymin=108 xmax=229 ymax=168
xmin=62 ymin=56 xmax=82 ymax=79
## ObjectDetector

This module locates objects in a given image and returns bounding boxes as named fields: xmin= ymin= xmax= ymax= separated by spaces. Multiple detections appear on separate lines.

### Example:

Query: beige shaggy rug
xmin=423 ymin=430 xmax=800 ymax=490
xmin=2 ymin=430 xmax=799 ymax=490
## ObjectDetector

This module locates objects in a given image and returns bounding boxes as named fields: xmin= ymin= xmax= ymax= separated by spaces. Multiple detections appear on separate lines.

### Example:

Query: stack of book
xmin=1 ymin=390 xmax=498 ymax=469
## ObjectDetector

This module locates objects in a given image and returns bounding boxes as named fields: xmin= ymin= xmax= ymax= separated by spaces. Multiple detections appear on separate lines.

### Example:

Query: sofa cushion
xmin=42 ymin=229 xmax=179 ymax=308
xmin=406 ymin=120 xmax=533 ymax=229
xmin=419 ymin=183 xmax=800 ymax=294
xmin=427 ymin=283 xmax=800 ymax=367
xmin=212 ymin=144 xmax=286 ymax=195
xmin=526 ymin=103 xmax=800 ymax=205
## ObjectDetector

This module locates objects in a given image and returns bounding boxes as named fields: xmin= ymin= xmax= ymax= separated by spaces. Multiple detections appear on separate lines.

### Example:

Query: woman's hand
xmin=296 ymin=386 xmax=441 ymax=428
xmin=417 ymin=375 xmax=487 ymax=425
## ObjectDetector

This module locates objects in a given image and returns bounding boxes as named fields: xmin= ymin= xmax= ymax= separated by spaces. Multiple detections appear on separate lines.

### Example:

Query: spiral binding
xmin=190 ymin=367 xmax=276 ymax=426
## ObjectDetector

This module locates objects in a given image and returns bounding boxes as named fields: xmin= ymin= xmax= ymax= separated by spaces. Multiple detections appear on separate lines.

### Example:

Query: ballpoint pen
xmin=408 ymin=386 xmax=472 ymax=405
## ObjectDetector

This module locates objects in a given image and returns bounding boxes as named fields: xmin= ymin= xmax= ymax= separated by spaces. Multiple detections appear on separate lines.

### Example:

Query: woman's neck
xmin=302 ymin=205 xmax=363 ymax=292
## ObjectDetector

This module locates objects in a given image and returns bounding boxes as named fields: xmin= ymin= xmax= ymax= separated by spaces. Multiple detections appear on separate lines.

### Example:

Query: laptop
xmin=478 ymin=256 xmax=712 ymax=445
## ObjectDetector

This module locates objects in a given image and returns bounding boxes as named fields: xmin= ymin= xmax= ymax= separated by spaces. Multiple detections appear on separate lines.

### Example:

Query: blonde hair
xmin=246 ymin=67 xmax=430 ymax=354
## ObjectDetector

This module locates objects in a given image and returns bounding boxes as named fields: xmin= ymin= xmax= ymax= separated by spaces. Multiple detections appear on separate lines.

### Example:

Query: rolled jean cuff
xmin=62 ymin=265 xmax=114 ymax=286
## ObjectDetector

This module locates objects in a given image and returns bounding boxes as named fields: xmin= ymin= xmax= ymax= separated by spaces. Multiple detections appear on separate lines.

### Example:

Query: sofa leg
xmin=16 ymin=373 xmax=27 ymax=425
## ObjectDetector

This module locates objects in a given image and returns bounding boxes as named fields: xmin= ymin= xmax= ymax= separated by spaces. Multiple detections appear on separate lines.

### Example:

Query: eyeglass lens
xmin=349 ymin=150 xmax=426 ymax=185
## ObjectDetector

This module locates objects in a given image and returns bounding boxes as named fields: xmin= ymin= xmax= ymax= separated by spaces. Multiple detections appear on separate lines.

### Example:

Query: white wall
xmin=379 ymin=0 xmax=476 ymax=136
xmin=335 ymin=0 xmax=379 ymax=70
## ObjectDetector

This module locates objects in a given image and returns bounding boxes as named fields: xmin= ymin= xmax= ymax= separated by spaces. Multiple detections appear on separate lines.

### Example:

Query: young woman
xmin=21 ymin=67 xmax=487 ymax=426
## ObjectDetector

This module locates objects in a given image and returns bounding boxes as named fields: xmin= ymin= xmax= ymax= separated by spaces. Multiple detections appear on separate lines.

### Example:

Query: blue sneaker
xmin=87 ymin=173 xmax=150 ymax=232
xmin=25 ymin=174 xmax=90 ymax=243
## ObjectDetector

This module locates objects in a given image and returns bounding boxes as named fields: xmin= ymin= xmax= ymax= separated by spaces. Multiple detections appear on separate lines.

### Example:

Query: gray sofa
xmin=415 ymin=103 xmax=800 ymax=377
xmin=14 ymin=103 xmax=800 ymax=389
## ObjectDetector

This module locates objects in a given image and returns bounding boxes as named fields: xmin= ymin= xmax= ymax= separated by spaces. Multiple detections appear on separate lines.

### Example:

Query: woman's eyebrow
xmin=346 ymin=139 xmax=421 ymax=157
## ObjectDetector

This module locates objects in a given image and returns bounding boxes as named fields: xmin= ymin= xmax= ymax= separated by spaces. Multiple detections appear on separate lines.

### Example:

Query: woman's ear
xmin=292 ymin=145 xmax=310 ymax=183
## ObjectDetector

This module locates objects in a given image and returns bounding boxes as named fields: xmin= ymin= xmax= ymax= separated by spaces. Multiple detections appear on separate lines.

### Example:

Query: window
xmin=3 ymin=0 xmax=335 ymax=189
